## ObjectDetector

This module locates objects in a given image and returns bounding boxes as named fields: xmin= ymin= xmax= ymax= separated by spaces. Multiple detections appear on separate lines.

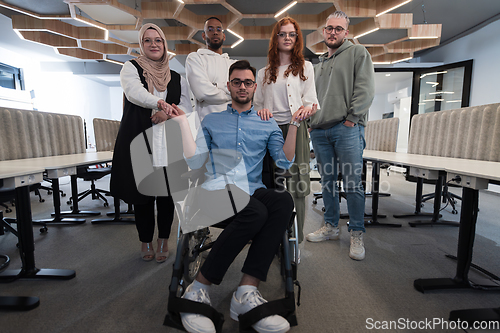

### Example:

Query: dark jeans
xmin=200 ymin=188 xmax=294 ymax=285
xmin=134 ymin=196 xmax=175 ymax=243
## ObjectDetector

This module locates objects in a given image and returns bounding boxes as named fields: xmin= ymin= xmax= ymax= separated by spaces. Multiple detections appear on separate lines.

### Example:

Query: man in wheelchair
xmin=168 ymin=60 xmax=314 ymax=333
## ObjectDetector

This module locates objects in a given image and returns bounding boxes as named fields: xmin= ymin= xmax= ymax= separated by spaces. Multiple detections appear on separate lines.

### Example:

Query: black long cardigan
xmin=110 ymin=60 xmax=184 ymax=205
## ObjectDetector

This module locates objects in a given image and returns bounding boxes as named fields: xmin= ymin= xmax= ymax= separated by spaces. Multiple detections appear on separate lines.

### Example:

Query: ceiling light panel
xmin=75 ymin=4 xmax=136 ymax=25
xmin=4 ymin=0 xmax=444 ymax=62
xmin=357 ymin=29 xmax=408 ymax=44
xmin=286 ymin=3 xmax=333 ymax=15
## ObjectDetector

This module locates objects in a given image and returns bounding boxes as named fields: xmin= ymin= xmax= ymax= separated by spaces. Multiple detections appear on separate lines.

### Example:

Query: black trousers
xmin=134 ymin=196 xmax=175 ymax=243
xmin=200 ymin=188 xmax=294 ymax=285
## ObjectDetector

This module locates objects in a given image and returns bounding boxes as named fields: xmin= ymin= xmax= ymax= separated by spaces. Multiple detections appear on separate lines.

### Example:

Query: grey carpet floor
xmin=1 ymin=169 xmax=499 ymax=333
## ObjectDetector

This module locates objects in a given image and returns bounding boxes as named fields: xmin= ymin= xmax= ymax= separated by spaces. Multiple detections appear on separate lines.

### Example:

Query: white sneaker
xmin=306 ymin=224 xmax=340 ymax=242
xmin=230 ymin=289 xmax=290 ymax=333
xmin=349 ymin=230 xmax=365 ymax=260
xmin=180 ymin=284 xmax=216 ymax=333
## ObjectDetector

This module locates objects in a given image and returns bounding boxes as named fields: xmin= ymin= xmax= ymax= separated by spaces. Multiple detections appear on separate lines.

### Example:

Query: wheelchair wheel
xmin=183 ymin=228 xmax=210 ymax=284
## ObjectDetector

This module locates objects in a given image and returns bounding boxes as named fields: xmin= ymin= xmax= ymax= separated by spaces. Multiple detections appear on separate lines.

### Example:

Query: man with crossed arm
xmin=185 ymin=16 xmax=235 ymax=122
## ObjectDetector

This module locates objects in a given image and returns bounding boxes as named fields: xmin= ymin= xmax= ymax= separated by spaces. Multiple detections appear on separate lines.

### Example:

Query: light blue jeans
xmin=310 ymin=121 xmax=366 ymax=232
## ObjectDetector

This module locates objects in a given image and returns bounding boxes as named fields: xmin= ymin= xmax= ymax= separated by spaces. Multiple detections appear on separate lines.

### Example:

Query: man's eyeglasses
xmin=277 ymin=32 xmax=298 ymax=39
xmin=230 ymin=79 xmax=256 ymax=88
xmin=143 ymin=38 xmax=164 ymax=46
xmin=206 ymin=26 xmax=224 ymax=34
xmin=324 ymin=26 xmax=346 ymax=34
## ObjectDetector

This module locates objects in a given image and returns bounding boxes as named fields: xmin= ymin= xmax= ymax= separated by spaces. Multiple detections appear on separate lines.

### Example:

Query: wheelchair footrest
xmin=238 ymin=295 xmax=297 ymax=331
xmin=164 ymin=294 xmax=225 ymax=333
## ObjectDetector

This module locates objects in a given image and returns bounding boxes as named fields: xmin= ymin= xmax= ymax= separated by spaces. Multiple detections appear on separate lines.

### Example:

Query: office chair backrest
xmin=0 ymin=107 xmax=85 ymax=161
xmin=93 ymin=118 xmax=120 ymax=152
xmin=408 ymin=103 xmax=500 ymax=162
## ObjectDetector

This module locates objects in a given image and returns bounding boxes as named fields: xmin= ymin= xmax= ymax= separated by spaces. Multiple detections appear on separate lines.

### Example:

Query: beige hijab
xmin=136 ymin=23 xmax=171 ymax=93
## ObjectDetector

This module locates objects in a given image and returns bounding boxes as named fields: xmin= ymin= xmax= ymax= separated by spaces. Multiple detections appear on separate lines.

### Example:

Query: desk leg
xmin=0 ymin=186 xmax=76 ymax=281
xmin=409 ymin=173 xmax=458 ymax=227
xmin=365 ymin=161 xmax=390 ymax=198
xmin=91 ymin=197 xmax=135 ymax=224
xmin=33 ymin=178 xmax=85 ymax=224
xmin=0 ymin=296 xmax=40 ymax=311
xmin=107 ymin=203 xmax=135 ymax=217
xmin=394 ymin=178 xmax=436 ymax=218
xmin=1 ymin=211 xmax=40 ymax=311
xmin=55 ymin=175 xmax=100 ymax=217
xmin=449 ymin=307 xmax=500 ymax=325
xmin=414 ymin=187 xmax=500 ymax=292
xmin=364 ymin=162 xmax=400 ymax=227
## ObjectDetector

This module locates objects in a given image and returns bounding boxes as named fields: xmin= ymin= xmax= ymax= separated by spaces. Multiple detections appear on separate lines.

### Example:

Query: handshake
xmin=151 ymin=100 xmax=186 ymax=124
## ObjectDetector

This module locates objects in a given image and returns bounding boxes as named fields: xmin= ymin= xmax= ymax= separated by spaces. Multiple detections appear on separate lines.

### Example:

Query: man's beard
xmin=206 ymin=36 xmax=224 ymax=50
xmin=231 ymin=90 xmax=253 ymax=105
xmin=324 ymin=37 xmax=344 ymax=50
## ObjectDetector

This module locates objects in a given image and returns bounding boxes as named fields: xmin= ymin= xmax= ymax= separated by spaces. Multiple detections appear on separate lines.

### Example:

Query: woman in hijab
xmin=110 ymin=23 xmax=192 ymax=262
xmin=254 ymin=17 xmax=319 ymax=252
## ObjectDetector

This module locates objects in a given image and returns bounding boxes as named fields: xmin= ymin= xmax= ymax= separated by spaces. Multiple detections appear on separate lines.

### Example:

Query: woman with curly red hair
xmin=254 ymin=17 xmax=319 ymax=252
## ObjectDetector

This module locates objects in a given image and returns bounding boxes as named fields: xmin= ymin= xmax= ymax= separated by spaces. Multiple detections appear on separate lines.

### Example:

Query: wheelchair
xmin=163 ymin=157 xmax=302 ymax=333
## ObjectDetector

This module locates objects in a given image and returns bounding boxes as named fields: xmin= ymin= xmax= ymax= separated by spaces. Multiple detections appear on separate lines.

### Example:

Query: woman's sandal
xmin=141 ymin=242 xmax=155 ymax=261
xmin=156 ymin=238 xmax=169 ymax=263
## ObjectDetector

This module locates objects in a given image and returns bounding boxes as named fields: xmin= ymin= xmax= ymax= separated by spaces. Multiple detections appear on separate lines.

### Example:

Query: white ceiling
xmin=1 ymin=0 xmax=499 ymax=89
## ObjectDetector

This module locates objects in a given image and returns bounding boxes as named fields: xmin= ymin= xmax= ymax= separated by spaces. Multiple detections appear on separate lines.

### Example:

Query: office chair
xmin=0 ymin=191 xmax=14 ymax=213
xmin=67 ymin=165 xmax=112 ymax=208
xmin=1 ymin=188 xmax=48 ymax=234
xmin=1 ymin=182 xmax=48 ymax=211
xmin=39 ymin=173 xmax=66 ymax=198
xmin=421 ymin=181 xmax=461 ymax=214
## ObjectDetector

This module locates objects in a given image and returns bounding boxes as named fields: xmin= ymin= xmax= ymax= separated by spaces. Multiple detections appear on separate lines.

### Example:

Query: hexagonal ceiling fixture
xmin=2 ymin=0 xmax=442 ymax=65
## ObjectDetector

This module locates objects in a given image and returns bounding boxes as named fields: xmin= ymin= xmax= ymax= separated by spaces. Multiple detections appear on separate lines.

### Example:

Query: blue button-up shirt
xmin=186 ymin=104 xmax=294 ymax=195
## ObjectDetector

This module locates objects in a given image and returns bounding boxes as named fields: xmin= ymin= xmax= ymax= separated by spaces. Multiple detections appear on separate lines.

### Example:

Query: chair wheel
xmin=104 ymin=202 xmax=109 ymax=207
xmin=47 ymin=190 xmax=53 ymax=195
xmin=39 ymin=199 xmax=45 ymax=203
xmin=312 ymin=199 xmax=317 ymax=204
xmin=61 ymin=193 xmax=66 ymax=197
xmin=322 ymin=207 xmax=325 ymax=212
xmin=70 ymin=206 xmax=73 ymax=210
xmin=6 ymin=208 xmax=12 ymax=213
xmin=67 ymin=200 xmax=72 ymax=205
xmin=420 ymin=203 xmax=424 ymax=208
xmin=452 ymin=209 xmax=458 ymax=214
xmin=40 ymin=227 xmax=48 ymax=233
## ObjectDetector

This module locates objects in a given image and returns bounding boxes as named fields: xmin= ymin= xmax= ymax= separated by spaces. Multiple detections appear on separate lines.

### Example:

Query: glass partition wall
xmin=417 ymin=60 xmax=472 ymax=114
xmin=374 ymin=60 xmax=472 ymax=152
xmin=411 ymin=59 xmax=473 ymax=117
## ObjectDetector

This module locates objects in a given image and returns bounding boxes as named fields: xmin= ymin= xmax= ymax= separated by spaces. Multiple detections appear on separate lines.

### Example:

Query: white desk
xmin=0 ymin=164 xmax=74 ymax=311
xmin=429 ymin=159 xmax=500 ymax=324
xmin=1 ymin=152 xmax=114 ymax=224
xmin=363 ymin=151 xmax=459 ymax=227
xmin=414 ymin=159 xmax=500 ymax=287
xmin=364 ymin=150 xmax=500 ymax=322
xmin=40 ymin=152 xmax=113 ymax=222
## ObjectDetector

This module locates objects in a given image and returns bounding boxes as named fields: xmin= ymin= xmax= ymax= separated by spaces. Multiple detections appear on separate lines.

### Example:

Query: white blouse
xmin=254 ymin=61 xmax=320 ymax=125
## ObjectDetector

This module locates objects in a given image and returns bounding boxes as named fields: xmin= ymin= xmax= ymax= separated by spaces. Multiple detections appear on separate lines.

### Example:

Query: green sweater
xmin=309 ymin=40 xmax=375 ymax=129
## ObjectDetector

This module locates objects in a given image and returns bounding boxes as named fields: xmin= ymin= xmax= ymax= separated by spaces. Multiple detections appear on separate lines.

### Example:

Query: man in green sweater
xmin=306 ymin=10 xmax=375 ymax=261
